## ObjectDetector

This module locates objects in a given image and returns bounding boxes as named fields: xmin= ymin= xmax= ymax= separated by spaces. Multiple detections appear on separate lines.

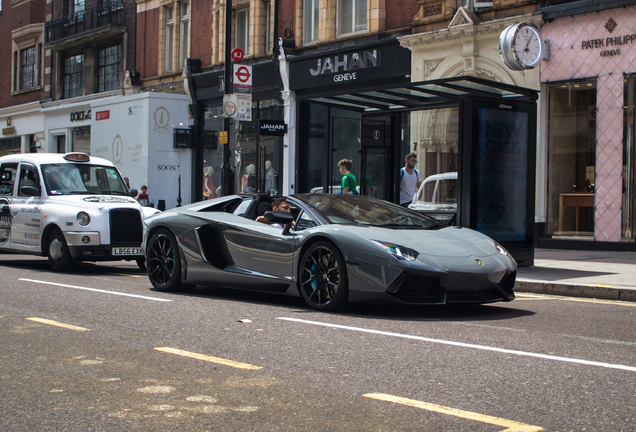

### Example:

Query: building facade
xmin=539 ymin=0 xmax=636 ymax=250
xmin=0 ymin=0 xmax=48 ymax=155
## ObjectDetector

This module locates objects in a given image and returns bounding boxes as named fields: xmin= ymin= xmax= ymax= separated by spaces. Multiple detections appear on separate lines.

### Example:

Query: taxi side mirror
xmin=129 ymin=188 xmax=138 ymax=198
xmin=20 ymin=186 xmax=41 ymax=197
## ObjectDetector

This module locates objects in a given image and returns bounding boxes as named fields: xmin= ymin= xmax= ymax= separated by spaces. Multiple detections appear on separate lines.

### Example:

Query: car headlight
xmin=493 ymin=241 xmax=514 ymax=260
xmin=77 ymin=212 xmax=90 ymax=226
xmin=371 ymin=240 xmax=419 ymax=261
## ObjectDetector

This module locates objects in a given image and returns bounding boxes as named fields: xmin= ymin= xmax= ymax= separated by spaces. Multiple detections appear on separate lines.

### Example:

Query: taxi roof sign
xmin=63 ymin=153 xmax=90 ymax=162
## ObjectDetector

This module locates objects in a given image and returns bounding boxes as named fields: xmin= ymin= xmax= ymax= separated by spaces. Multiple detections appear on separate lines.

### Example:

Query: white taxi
xmin=0 ymin=152 xmax=158 ymax=271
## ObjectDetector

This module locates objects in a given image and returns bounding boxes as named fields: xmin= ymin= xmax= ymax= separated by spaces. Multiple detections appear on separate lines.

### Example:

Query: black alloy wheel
xmin=299 ymin=241 xmax=348 ymax=311
xmin=147 ymin=229 xmax=183 ymax=291
xmin=47 ymin=228 xmax=74 ymax=272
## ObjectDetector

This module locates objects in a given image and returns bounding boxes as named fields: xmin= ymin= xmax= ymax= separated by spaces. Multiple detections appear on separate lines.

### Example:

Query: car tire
xmin=298 ymin=241 xmax=348 ymax=311
xmin=146 ymin=229 xmax=183 ymax=291
xmin=47 ymin=229 xmax=74 ymax=272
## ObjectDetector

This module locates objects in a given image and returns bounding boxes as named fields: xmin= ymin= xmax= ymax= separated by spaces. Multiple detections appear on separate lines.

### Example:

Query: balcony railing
xmin=46 ymin=3 xmax=125 ymax=45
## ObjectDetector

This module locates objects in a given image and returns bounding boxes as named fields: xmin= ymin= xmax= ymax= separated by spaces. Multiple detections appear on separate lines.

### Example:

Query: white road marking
xmin=20 ymin=278 xmax=172 ymax=302
xmin=278 ymin=317 xmax=636 ymax=373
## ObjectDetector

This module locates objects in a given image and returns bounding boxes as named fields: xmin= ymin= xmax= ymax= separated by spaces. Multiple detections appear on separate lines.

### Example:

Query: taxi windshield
xmin=42 ymin=163 xmax=129 ymax=196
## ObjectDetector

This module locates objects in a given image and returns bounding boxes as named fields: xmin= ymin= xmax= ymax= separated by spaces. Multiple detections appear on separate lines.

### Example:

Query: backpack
xmin=400 ymin=167 xmax=420 ymax=182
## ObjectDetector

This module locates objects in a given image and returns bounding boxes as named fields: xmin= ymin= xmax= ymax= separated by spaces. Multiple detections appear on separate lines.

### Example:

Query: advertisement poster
xmin=476 ymin=108 xmax=528 ymax=241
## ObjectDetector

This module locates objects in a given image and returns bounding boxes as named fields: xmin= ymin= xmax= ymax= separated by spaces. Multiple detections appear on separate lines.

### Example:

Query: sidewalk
xmin=515 ymin=249 xmax=636 ymax=302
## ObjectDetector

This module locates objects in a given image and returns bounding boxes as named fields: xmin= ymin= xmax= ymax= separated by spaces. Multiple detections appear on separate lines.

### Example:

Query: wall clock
xmin=500 ymin=23 xmax=544 ymax=71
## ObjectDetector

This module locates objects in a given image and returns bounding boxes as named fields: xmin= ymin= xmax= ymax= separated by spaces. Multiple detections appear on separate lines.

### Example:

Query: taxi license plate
xmin=112 ymin=247 xmax=144 ymax=256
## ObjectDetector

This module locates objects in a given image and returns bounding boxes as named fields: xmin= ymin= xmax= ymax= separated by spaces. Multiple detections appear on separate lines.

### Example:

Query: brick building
xmin=0 ymin=0 xmax=49 ymax=155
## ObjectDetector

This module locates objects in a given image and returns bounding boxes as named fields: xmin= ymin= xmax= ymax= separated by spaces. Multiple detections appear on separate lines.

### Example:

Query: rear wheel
xmin=47 ymin=229 xmax=74 ymax=272
xmin=298 ymin=241 xmax=348 ymax=311
xmin=146 ymin=229 xmax=183 ymax=291
xmin=136 ymin=258 xmax=147 ymax=271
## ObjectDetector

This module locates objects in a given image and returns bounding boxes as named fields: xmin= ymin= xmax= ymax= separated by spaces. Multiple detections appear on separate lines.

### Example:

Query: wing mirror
xmin=20 ymin=186 xmax=41 ymax=197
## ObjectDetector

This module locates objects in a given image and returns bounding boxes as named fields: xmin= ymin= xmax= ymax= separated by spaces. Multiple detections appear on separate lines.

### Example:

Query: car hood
xmin=346 ymin=225 xmax=503 ymax=258
xmin=46 ymin=194 xmax=158 ymax=217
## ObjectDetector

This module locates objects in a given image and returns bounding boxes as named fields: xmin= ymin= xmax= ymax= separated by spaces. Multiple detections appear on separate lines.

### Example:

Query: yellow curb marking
xmin=26 ymin=317 xmax=90 ymax=332
xmin=364 ymin=393 xmax=543 ymax=432
xmin=155 ymin=347 xmax=262 ymax=370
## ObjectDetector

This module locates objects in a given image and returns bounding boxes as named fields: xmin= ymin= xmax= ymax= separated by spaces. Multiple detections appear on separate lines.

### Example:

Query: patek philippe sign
xmin=289 ymin=41 xmax=411 ymax=91
xmin=580 ymin=18 xmax=636 ymax=58
xmin=259 ymin=120 xmax=287 ymax=136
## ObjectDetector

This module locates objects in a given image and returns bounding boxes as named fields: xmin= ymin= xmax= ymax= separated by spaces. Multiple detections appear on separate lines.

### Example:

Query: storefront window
xmin=73 ymin=127 xmax=91 ymax=154
xmin=547 ymin=80 xmax=596 ymax=238
xmin=202 ymin=99 xmax=283 ymax=200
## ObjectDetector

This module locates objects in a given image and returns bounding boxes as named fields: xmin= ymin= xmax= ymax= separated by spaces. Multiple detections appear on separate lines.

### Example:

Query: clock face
xmin=499 ymin=23 xmax=544 ymax=71
xmin=513 ymin=25 xmax=543 ymax=68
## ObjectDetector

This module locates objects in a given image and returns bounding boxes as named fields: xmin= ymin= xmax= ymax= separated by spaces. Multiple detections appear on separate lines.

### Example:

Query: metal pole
xmin=222 ymin=0 xmax=233 ymax=196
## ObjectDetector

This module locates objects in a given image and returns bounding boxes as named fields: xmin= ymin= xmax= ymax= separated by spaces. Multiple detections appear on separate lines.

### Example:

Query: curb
xmin=516 ymin=280 xmax=636 ymax=303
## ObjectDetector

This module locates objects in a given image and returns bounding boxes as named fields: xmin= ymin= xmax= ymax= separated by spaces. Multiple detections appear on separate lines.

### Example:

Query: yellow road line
xmin=155 ymin=347 xmax=262 ymax=370
xmin=26 ymin=317 xmax=90 ymax=332
xmin=364 ymin=393 xmax=543 ymax=432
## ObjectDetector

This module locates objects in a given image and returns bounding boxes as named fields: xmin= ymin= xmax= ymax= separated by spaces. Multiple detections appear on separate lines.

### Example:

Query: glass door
xmin=623 ymin=75 xmax=635 ymax=240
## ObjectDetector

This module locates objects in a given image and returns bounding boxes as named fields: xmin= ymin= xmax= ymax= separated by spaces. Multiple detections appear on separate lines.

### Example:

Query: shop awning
xmin=304 ymin=75 xmax=538 ymax=113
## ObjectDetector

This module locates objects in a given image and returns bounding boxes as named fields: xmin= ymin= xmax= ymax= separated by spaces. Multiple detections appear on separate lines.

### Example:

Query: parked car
xmin=0 ymin=152 xmax=159 ymax=271
xmin=143 ymin=193 xmax=516 ymax=311
xmin=409 ymin=172 xmax=457 ymax=222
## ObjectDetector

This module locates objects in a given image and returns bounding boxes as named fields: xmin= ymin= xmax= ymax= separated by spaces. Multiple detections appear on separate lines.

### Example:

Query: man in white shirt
xmin=399 ymin=152 xmax=421 ymax=207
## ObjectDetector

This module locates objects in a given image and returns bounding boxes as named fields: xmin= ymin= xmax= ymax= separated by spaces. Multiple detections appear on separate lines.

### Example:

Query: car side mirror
xmin=129 ymin=188 xmax=138 ymax=197
xmin=20 ymin=185 xmax=41 ymax=197
xmin=264 ymin=210 xmax=295 ymax=235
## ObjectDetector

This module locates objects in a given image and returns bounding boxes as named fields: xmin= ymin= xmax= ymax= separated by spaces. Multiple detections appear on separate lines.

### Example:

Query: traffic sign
xmin=231 ymin=47 xmax=244 ymax=62
xmin=233 ymin=64 xmax=252 ymax=94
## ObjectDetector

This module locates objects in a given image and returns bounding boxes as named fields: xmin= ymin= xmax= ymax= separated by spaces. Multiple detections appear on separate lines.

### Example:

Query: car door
xmin=0 ymin=163 xmax=18 ymax=249
xmin=222 ymin=201 xmax=299 ymax=282
xmin=11 ymin=163 xmax=43 ymax=253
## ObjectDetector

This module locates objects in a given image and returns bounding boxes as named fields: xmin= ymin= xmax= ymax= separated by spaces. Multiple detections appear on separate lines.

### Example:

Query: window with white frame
xmin=98 ymin=45 xmax=121 ymax=92
xmin=458 ymin=0 xmax=493 ymax=10
xmin=12 ymin=25 xmax=44 ymax=93
xmin=236 ymin=8 xmax=249 ymax=56
xmin=165 ymin=5 xmax=175 ymax=73
xmin=264 ymin=1 xmax=271 ymax=55
xmin=63 ymin=54 xmax=84 ymax=99
xmin=337 ymin=0 xmax=366 ymax=36
xmin=179 ymin=2 xmax=189 ymax=70
xmin=303 ymin=0 xmax=319 ymax=44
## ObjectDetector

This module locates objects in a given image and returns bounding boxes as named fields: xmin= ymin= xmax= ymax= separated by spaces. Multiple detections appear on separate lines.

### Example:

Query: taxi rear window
xmin=0 ymin=164 xmax=18 ymax=195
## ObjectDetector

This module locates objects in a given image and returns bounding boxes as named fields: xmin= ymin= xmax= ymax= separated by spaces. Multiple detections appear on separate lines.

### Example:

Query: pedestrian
xmin=399 ymin=152 xmax=421 ymax=207
xmin=338 ymin=159 xmax=357 ymax=195
xmin=203 ymin=166 xmax=215 ymax=199
xmin=137 ymin=185 xmax=150 ymax=206
xmin=123 ymin=177 xmax=131 ymax=190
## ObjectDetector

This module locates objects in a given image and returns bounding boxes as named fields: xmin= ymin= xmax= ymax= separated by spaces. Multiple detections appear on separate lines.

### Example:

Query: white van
xmin=408 ymin=172 xmax=457 ymax=221
xmin=0 ymin=152 xmax=158 ymax=271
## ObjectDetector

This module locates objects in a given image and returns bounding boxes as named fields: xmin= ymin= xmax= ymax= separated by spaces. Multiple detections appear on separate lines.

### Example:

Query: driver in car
xmin=256 ymin=197 xmax=293 ymax=228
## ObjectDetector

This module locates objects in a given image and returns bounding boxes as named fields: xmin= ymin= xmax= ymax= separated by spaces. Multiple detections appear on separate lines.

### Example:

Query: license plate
xmin=112 ymin=247 xmax=143 ymax=256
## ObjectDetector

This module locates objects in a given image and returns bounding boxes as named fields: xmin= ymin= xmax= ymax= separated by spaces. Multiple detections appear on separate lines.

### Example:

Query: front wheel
xmin=146 ymin=229 xmax=183 ymax=291
xmin=47 ymin=229 xmax=74 ymax=272
xmin=298 ymin=241 xmax=348 ymax=311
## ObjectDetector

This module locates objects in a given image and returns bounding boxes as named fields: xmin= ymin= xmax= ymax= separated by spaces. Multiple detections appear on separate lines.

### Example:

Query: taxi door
xmin=11 ymin=163 xmax=44 ymax=253
xmin=0 ymin=162 xmax=18 ymax=249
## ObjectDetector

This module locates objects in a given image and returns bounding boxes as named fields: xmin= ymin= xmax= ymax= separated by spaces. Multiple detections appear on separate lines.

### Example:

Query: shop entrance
xmin=300 ymin=104 xmax=399 ymax=202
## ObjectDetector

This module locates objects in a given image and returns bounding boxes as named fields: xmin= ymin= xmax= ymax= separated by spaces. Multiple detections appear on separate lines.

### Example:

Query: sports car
xmin=143 ymin=193 xmax=516 ymax=311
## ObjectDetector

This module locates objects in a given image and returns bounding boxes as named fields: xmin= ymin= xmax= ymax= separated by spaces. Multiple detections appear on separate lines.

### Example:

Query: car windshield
xmin=42 ymin=163 xmax=129 ymax=196
xmin=294 ymin=194 xmax=443 ymax=228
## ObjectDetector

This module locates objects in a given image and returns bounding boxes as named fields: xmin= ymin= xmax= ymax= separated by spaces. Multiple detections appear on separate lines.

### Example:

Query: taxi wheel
xmin=147 ymin=229 xmax=183 ymax=291
xmin=47 ymin=229 xmax=74 ymax=272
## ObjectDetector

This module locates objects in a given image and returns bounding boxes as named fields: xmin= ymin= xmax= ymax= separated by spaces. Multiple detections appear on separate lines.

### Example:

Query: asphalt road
xmin=1 ymin=254 xmax=634 ymax=431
